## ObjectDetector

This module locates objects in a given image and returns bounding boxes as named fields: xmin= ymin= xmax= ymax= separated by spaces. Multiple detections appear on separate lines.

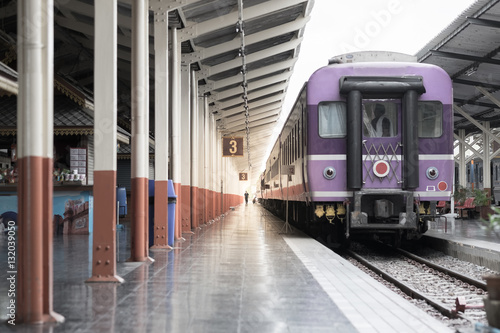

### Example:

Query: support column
xmin=180 ymin=64 xmax=192 ymax=233
xmin=458 ymin=129 xmax=466 ymax=187
xmin=87 ymin=0 xmax=123 ymax=284
xmin=213 ymin=116 xmax=218 ymax=219
xmin=17 ymin=0 xmax=64 ymax=324
xmin=151 ymin=8 xmax=171 ymax=250
xmin=483 ymin=121 xmax=491 ymax=196
xmin=217 ymin=134 xmax=223 ymax=217
xmin=171 ymin=27 xmax=183 ymax=241
xmin=203 ymin=96 xmax=209 ymax=223
xmin=191 ymin=69 xmax=199 ymax=229
xmin=129 ymin=0 xmax=152 ymax=262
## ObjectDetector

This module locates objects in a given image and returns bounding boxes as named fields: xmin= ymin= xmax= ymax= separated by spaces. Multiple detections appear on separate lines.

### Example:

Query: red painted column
xmin=16 ymin=0 xmax=63 ymax=324
xmin=87 ymin=0 xmax=123 ymax=284
xmin=191 ymin=186 xmax=199 ymax=229
xmin=129 ymin=0 xmax=152 ymax=262
xmin=151 ymin=7 xmax=171 ymax=250
xmin=130 ymin=178 xmax=149 ymax=261
xmin=181 ymin=185 xmax=192 ymax=233
xmin=152 ymin=180 xmax=170 ymax=249
xmin=88 ymin=172 xmax=123 ymax=282
xmin=18 ymin=158 xmax=44 ymax=323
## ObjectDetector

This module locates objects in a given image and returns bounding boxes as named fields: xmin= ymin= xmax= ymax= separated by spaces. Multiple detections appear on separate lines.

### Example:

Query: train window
xmin=418 ymin=102 xmax=443 ymax=138
xmin=318 ymin=102 xmax=346 ymax=138
xmin=363 ymin=102 xmax=398 ymax=137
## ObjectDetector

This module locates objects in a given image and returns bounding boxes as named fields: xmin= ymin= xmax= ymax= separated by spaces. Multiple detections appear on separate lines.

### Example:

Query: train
xmin=258 ymin=51 xmax=453 ymax=247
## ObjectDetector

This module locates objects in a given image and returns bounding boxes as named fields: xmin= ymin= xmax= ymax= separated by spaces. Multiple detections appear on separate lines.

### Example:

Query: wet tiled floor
xmin=426 ymin=214 xmax=500 ymax=251
xmin=0 ymin=204 xmax=357 ymax=332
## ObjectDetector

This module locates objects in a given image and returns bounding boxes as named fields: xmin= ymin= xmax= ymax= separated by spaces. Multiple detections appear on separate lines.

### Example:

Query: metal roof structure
xmin=416 ymin=0 xmax=500 ymax=138
xmin=2 ymin=0 xmax=500 ymax=185
xmin=0 ymin=0 xmax=314 ymax=185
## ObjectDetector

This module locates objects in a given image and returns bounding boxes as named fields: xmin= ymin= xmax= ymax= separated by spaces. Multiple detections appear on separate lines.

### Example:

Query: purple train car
xmin=259 ymin=51 xmax=453 ymax=246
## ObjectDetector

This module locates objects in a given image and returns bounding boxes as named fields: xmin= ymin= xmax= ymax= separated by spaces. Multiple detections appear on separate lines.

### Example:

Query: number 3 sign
xmin=222 ymin=137 xmax=243 ymax=157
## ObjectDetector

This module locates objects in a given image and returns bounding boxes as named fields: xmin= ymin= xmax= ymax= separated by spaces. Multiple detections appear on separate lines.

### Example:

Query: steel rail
xmin=346 ymin=249 xmax=478 ymax=322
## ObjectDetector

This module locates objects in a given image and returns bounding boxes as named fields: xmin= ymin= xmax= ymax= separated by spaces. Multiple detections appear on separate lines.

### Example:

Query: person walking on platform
xmin=244 ymin=191 xmax=249 ymax=204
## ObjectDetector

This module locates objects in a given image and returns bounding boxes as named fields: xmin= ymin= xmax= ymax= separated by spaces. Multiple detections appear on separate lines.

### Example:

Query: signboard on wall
xmin=222 ymin=137 xmax=243 ymax=157
xmin=239 ymin=172 xmax=248 ymax=181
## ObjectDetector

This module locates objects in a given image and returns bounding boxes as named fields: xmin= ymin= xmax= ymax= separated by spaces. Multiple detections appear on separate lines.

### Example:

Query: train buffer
xmin=455 ymin=197 xmax=476 ymax=219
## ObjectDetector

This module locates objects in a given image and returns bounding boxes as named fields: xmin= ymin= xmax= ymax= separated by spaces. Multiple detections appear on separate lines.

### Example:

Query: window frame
xmin=417 ymin=101 xmax=444 ymax=139
xmin=318 ymin=101 xmax=347 ymax=139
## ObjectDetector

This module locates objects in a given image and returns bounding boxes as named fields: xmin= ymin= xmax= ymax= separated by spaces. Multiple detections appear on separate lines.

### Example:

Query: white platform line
xmin=282 ymin=234 xmax=453 ymax=333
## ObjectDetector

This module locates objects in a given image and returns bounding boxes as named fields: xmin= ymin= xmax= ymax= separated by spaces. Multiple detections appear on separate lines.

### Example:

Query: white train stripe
xmin=308 ymin=155 xmax=346 ymax=161
xmin=414 ymin=191 xmax=452 ymax=197
xmin=311 ymin=191 xmax=451 ymax=198
xmin=308 ymin=154 xmax=453 ymax=161
xmin=311 ymin=191 xmax=353 ymax=197
xmin=418 ymin=154 xmax=454 ymax=160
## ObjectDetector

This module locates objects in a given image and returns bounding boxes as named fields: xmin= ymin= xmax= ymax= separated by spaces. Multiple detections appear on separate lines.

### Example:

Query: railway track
xmin=345 ymin=243 xmax=488 ymax=324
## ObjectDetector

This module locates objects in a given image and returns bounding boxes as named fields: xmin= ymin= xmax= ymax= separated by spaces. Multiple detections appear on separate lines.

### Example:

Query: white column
xmin=171 ymin=27 xmax=181 ymax=188
xmin=458 ymin=129 xmax=466 ymax=187
xmin=483 ymin=121 xmax=491 ymax=191
xmin=204 ymin=96 xmax=210 ymax=197
xmin=88 ymin=0 xmax=123 ymax=283
xmin=154 ymin=11 xmax=169 ymax=183
xmin=170 ymin=27 xmax=182 ymax=239
xmin=131 ymin=0 xmax=149 ymax=181
xmin=17 ymin=0 xmax=63 ymax=323
xmin=129 ymin=0 xmax=152 ymax=262
xmin=180 ymin=64 xmax=191 ymax=231
xmin=191 ymin=70 xmax=199 ymax=190
xmin=152 ymin=8 xmax=170 ymax=249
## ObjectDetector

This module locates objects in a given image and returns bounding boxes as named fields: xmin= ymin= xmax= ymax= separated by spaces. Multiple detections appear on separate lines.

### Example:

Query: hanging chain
xmin=237 ymin=0 xmax=251 ymax=170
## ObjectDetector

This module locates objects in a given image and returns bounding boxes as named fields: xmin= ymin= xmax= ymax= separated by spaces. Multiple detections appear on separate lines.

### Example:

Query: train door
xmin=361 ymin=101 xmax=402 ymax=189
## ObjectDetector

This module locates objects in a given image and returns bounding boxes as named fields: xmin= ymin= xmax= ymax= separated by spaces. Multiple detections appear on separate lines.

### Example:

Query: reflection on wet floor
xmin=0 ymin=204 xmax=356 ymax=332
xmin=428 ymin=213 xmax=500 ymax=244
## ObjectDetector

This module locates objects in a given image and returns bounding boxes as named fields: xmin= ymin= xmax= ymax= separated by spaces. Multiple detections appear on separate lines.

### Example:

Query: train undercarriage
xmin=260 ymin=195 xmax=432 ymax=248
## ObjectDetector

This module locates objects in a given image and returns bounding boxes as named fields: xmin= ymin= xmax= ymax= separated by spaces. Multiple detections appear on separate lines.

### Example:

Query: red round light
xmin=373 ymin=161 xmax=390 ymax=178
xmin=438 ymin=181 xmax=447 ymax=191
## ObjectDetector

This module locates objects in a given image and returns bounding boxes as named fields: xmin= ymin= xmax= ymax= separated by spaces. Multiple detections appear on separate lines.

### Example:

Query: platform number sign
xmin=222 ymin=137 xmax=243 ymax=157
xmin=239 ymin=173 xmax=248 ymax=181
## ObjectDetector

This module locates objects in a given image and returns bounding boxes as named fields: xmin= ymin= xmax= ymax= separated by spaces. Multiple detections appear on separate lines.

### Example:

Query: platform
xmin=1 ymin=203 xmax=454 ymax=332
xmin=423 ymin=213 xmax=500 ymax=272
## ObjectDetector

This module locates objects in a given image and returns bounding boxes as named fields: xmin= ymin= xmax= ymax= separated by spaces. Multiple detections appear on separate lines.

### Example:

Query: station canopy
xmin=417 ymin=0 xmax=500 ymax=139
xmin=1 ymin=0 xmax=500 ymax=185
xmin=0 ymin=0 xmax=314 ymax=186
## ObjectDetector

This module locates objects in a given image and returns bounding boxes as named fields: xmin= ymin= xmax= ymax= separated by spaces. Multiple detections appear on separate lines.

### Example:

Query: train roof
xmin=328 ymin=51 xmax=417 ymax=64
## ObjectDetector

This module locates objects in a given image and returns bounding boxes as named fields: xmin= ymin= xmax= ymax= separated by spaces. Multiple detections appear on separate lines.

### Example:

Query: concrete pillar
xmin=170 ymin=27 xmax=183 ymax=241
xmin=483 ymin=121 xmax=491 ymax=195
xmin=458 ymin=129 xmax=466 ymax=187
xmin=217 ymin=134 xmax=222 ymax=217
xmin=17 ymin=0 xmax=64 ymax=324
xmin=129 ymin=0 xmax=152 ymax=262
xmin=203 ymin=96 xmax=210 ymax=223
xmin=213 ymin=116 xmax=218 ymax=218
xmin=87 ymin=0 xmax=123 ymax=284
xmin=180 ymin=64 xmax=192 ymax=233
xmin=191 ymin=69 xmax=199 ymax=229
xmin=151 ymin=8 xmax=171 ymax=250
